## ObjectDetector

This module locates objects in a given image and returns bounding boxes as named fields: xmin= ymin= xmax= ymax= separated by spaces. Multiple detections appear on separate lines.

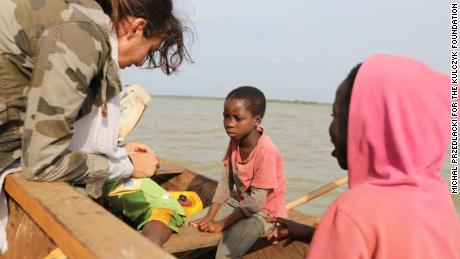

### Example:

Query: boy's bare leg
xmin=142 ymin=221 xmax=173 ymax=246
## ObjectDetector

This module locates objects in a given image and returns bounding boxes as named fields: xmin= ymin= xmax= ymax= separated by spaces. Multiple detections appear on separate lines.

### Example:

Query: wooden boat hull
xmin=4 ymin=199 xmax=56 ymax=259
xmin=2 ymin=159 xmax=319 ymax=258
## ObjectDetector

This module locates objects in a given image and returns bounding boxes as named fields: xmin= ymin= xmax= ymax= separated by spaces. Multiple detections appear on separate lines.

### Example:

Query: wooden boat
xmin=2 ymin=159 xmax=320 ymax=259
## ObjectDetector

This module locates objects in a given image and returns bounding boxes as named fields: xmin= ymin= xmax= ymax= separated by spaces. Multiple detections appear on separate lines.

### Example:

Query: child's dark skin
xmin=267 ymin=77 xmax=351 ymax=244
xmin=189 ymin=98 xmax=262 ymax=232
xmin=142 ymin=221 xmax=173 ymax=246
xmin=224 ymin=99 xmax=262 ymax=160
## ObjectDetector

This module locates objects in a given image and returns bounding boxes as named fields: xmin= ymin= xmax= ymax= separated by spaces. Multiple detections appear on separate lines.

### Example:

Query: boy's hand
xmin=189 ymin=216 xmax=225 ymax=233
xmin=192 ymin=209 xmax=243 ymax=233
xmin=189 ymin=216 xmax=212 ymax=228
xmin=267 ymin=217 xmax=314 ymax=246
xmin=197 ymin=220 xmax=225 ymax=233
xmin=189 ymin=202 xmax=222 ymax=228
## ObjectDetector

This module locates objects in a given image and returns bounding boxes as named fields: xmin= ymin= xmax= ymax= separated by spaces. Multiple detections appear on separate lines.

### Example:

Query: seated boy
xmin=189 ymin=86 xmax=287 ymax=258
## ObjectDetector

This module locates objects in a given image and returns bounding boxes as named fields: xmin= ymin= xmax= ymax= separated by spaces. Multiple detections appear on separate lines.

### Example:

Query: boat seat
xmin=155 ymin=163 xmax=185 ymax=175
xmin=163 ymin=225 xmax=221 ymax=254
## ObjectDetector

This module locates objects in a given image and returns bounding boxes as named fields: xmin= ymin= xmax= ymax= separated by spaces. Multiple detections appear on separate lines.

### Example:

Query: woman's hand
xmin=267 ymin=217 xmax=314 ymax=246
xmin=128 ymin=151 xmax=160 ymax=178
xmin=124 ymin=142 xmax=160 ymax=178
xmin=124 ymin=141 xmax=153 ymax=153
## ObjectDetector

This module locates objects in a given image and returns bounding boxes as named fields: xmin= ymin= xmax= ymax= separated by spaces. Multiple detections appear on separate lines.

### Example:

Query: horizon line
xmin=149 ymin=93 xmax=332 ymax=105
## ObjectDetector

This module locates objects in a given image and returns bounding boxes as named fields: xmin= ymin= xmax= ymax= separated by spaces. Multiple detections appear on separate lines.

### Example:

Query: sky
xmin=121 ymin=0 xmax=448 ymax=103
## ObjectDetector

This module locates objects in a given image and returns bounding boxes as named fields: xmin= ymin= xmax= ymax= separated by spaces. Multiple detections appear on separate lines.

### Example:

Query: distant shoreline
xmin=150 ymin=94 xmax=331 ymax=105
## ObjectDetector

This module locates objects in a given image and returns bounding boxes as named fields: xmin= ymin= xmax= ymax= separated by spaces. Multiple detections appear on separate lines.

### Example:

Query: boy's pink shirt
xmin=307 ymin=54 xmax=460 ymax=259
xmin=223 ymin=127 xmax=287 ymax=218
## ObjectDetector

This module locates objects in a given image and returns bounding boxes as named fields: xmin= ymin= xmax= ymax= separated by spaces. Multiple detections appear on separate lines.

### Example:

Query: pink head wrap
xmin=348 ymin=54 xmax=449 ymax=191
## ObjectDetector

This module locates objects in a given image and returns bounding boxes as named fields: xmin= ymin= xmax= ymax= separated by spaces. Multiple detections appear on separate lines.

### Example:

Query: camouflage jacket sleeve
xmin=21 ymin=21 xmax=110 ymax=198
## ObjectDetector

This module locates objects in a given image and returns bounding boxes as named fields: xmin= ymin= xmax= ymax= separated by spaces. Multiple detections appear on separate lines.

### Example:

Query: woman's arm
xmin=22 ymin=21 xmax=111 ymax=198
xmin=107 ymin=155 xmax=133 ymax=180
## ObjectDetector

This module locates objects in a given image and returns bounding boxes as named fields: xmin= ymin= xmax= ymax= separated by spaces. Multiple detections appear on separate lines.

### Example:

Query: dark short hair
xmin=225 ymin=86 xmax=266 ymax=118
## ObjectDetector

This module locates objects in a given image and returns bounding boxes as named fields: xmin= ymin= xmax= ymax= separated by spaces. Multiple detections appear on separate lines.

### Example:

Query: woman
xmin=0 ymin=0 xmax=191 ymax=251
xmin=0 ymin=0 xmax=190 ymax=197
xmin=269 ymin=54 xmax=460 ymax=258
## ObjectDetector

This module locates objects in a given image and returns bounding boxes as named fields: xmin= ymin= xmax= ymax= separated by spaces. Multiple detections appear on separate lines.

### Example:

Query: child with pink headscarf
xmin=268 ymin=54 xmax=460 ymax=259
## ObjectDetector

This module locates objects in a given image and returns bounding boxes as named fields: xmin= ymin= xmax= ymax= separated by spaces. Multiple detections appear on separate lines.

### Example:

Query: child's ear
xmin=254 ymin=116 xmax=262 ymax=126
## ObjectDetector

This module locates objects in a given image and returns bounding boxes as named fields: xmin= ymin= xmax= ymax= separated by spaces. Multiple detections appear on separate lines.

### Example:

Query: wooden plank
xmin=4 ymin=173 xmax=174 ymax=259
xmin=163 ymin=210 xmax=320 ymax=254
xmin=164 ymin=225 xmax=221 ymax=253
xmin=156 ymin=163 xmax=184 ymax=175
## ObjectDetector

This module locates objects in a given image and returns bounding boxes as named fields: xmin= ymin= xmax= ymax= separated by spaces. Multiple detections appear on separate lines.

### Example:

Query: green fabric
xmin=139 ymin=207 xmax=185 ymax=233
xmin=103 ymin=178 xmax=186 ymax=231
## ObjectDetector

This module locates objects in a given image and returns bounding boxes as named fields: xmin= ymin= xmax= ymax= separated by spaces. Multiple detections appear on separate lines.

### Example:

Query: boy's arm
xmin=205 ymin=202 xmax=222 ymax=219
xmin=197 ymin=208 xmax=245 ymax=233
xmin=219 ymin=209 xmax=245 ymax=229
xmin=188 ymin=202 xmax=222 ymax=228
xmin=203 ymin=187 xmax=269 ymax=233
xmin=212 ymin=167 xmax=230 ymax=204
xmin=203 ymin=167 xmax=230 ymax=219
xmin=190 ymin=168 xmax=228 ymax=228
xmin=239 ymin=187 xmax=269 ymax=217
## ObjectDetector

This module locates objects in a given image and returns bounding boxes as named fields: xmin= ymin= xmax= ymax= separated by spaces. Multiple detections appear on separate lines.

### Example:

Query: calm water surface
xmin=126 ymin=96 xmax=460 ymax=217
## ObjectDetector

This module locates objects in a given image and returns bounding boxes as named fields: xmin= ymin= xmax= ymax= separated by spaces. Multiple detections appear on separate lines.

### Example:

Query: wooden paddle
xmin=285 ymin=175 xmax=348 ymax=211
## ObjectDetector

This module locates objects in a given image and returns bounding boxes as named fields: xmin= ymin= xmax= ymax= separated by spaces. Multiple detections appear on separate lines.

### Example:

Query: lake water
xmin=126 ymin=96 xmax=460 ymax=217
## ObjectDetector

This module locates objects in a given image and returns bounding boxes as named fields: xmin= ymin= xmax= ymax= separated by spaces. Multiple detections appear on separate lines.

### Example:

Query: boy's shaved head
xmin=225 ymin=86 xmax=266 ymax=118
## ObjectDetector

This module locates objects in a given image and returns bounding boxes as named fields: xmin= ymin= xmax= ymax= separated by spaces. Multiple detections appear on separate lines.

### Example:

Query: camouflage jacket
xmin=0 ymin=0 xmax=122 ymax=198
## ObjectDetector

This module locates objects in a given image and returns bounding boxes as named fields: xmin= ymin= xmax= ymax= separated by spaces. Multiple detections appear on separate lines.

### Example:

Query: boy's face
xmin=329 ymin=80 xmax=350 ymax=170
xmin=223 ymin=98 xmax=261 ymax=140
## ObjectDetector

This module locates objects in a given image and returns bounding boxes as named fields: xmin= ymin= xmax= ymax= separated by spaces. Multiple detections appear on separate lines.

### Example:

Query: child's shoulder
xmin=256 ymin=133 xmax=281 ymax=156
